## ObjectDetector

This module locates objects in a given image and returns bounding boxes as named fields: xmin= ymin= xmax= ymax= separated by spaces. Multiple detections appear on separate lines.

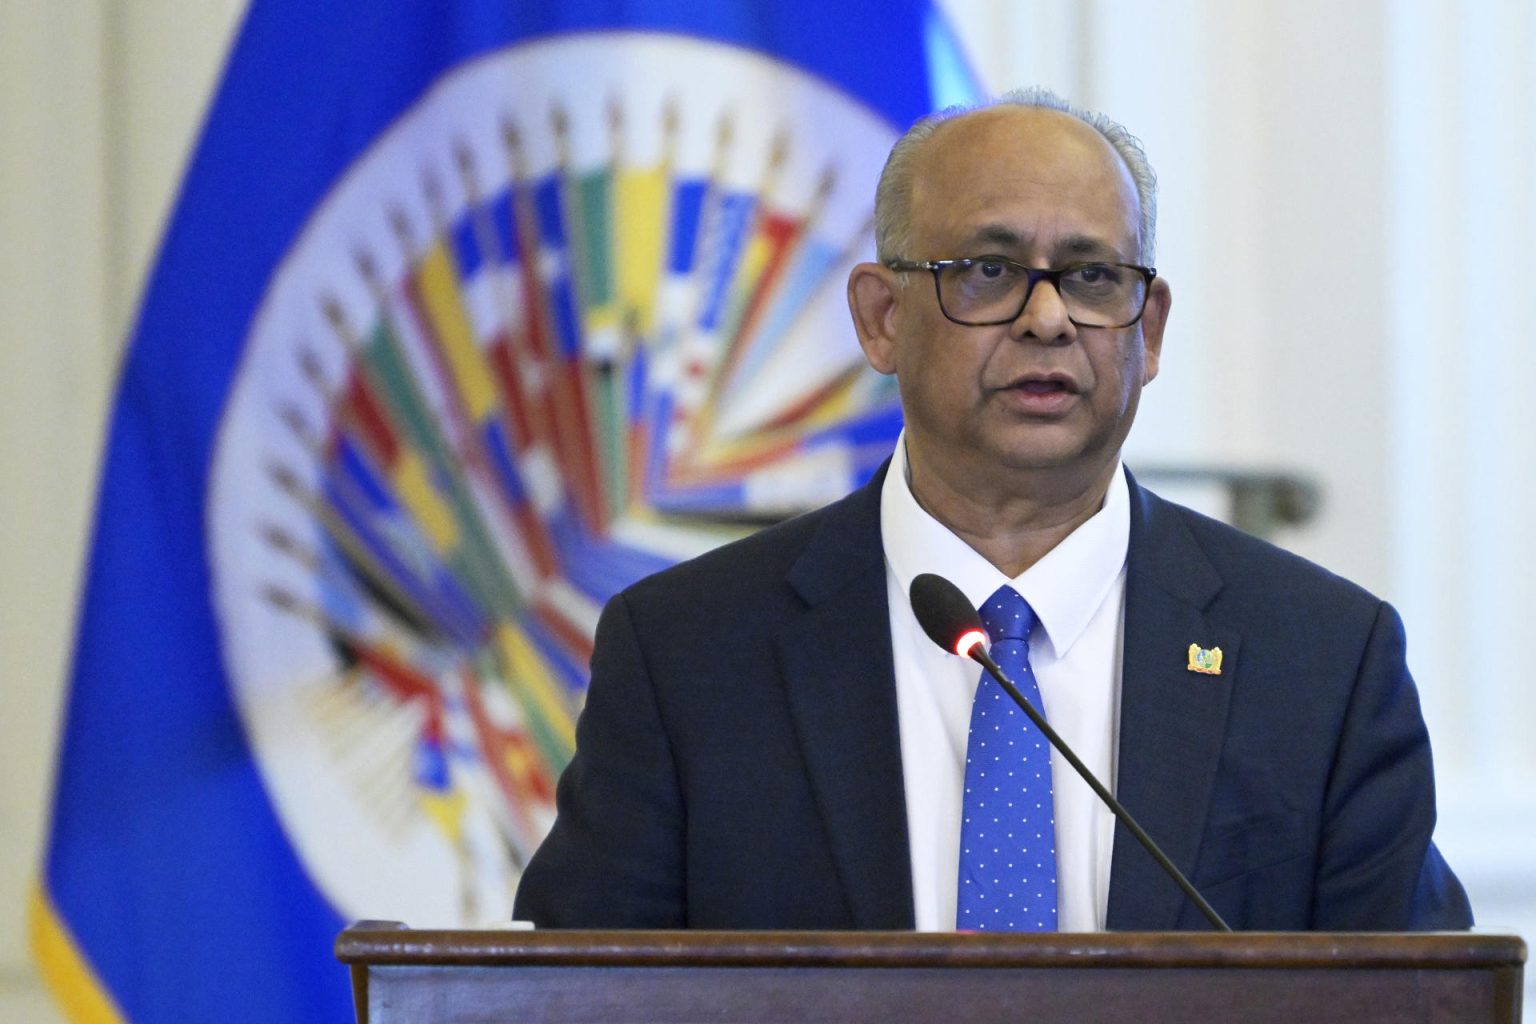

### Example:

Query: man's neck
xmin=904 ymin=446 xmax=1117 ymax=578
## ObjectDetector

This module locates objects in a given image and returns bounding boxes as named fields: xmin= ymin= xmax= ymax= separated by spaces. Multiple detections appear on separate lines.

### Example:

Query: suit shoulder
xmin=1140 ymin=486 xmax=1384 ymax=618
xmin=628 ymin=509 xmax=819 ymax=595
xmin=620 ymin=483 xmax=876 ymax=611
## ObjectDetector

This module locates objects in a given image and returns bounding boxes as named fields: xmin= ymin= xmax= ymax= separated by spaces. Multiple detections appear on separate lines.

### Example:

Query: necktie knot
xmin=980 ymin=585 xmax=1035 ymax=644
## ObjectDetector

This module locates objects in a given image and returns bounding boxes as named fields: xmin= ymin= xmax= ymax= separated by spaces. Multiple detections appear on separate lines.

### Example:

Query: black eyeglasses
xmin=885 ymin=256 xmax=1157 ymax=329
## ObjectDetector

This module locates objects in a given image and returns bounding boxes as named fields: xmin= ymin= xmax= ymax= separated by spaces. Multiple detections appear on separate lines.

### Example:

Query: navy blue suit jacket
xmin=514 ymin=465 xmax=1471 ymax=930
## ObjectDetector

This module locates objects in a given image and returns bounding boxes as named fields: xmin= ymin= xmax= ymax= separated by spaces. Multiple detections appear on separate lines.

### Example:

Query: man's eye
xmin=977 ymin=261 xmax=1009 ymax=279
xmin=1072 ymin=264 xmax=1120 ymax=286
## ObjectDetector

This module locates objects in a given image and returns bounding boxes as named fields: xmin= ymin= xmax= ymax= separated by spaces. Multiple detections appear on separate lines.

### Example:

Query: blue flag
xmin=33 ymin=3 xmax=977 ymax=1021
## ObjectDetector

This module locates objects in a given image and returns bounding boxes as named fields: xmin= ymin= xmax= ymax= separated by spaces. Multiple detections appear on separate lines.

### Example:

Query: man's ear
xmin=1139 ymin=277 xmax=1171 ymax=383
xmin=847 ymin=262 xmax=901 ymax=375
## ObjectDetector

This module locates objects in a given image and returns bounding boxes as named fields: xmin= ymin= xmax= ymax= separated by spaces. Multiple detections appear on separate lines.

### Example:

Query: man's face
xmin=853 ymin=107 xmax=1169 ymax=503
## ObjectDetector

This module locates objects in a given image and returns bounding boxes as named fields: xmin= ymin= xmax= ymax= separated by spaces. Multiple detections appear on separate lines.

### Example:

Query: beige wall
xmin=1 ymin=6 xmax=109 ymax=1019
xmin=0 ymin=3 xmax=243 ymax=1018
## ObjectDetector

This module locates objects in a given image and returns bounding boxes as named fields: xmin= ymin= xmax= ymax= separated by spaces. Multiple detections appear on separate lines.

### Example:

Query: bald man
xmin=514 ymin=89 xmax=1471 ymax=933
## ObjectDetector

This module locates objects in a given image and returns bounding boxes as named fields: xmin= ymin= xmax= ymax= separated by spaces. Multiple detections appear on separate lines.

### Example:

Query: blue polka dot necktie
xmin=956 ymin=585 xmax=1058 ymax=931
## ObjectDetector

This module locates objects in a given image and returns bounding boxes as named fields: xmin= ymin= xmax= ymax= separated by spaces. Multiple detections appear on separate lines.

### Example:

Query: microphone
xmin=909 ymin=572 xmax=1231 ymax=932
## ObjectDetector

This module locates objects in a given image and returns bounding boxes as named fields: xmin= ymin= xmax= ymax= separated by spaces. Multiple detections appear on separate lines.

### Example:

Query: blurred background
xmin=3 ymin=1 xmax=1531 ymax=1019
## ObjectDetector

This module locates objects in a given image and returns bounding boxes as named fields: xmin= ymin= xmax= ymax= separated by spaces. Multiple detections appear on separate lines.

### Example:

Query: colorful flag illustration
xmin=33 ymin=2 xmax=977 ymax=1020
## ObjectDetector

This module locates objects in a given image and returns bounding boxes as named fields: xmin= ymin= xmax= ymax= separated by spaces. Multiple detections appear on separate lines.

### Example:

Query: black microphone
xmin=909 ymin=572 xmax=1231 ymax=932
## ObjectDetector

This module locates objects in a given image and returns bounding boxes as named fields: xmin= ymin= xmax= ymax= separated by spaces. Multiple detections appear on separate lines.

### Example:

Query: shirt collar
xmin=880 ymin=431 xmax=1130 ymax=660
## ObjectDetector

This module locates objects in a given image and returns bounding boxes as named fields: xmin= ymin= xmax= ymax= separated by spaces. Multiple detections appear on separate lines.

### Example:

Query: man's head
xmin=847 ymin=90 xmax=1171 ymax=516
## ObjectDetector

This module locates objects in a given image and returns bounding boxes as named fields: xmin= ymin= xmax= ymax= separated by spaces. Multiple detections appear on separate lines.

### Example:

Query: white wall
xmin=945 ymin=0 xmax=1536 ymax=998
xmin=946 ymin=0 xmax=1401 ymax=583
xmin=2 ymin=0 xmax=1529 ymax=1018
xmin=1382 ymin=0 xmax=1536 ymax=948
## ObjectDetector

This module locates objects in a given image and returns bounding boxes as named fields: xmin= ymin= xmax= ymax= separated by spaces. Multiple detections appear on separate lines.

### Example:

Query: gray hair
xmin=873 ymin=86 xmax=1159 ymax=265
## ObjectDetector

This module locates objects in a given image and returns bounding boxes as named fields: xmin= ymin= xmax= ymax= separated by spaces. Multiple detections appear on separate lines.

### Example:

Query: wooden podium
xmin=336 ymin=923 xmax=1525 ymax=1024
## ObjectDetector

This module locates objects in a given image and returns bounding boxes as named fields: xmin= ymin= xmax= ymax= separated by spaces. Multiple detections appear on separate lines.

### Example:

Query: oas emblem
xmin=207 ymin=33 xmax=899 ymax=926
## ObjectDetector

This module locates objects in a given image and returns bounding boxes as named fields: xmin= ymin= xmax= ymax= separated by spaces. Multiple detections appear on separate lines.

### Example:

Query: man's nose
xmin=1009 ymin=273 xmax=1073 ymax=342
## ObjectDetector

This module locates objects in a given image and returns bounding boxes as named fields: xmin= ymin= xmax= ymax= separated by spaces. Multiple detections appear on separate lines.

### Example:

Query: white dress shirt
xmin=880 ymin=435 xmax=1128 ymax=931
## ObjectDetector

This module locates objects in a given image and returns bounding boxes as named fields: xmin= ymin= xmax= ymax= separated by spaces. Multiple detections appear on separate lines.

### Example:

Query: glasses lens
xmin=937 ymin=260 xmax=1029 ymax=323
xmin=1058 ymin=264 xmax=1147 ymax=327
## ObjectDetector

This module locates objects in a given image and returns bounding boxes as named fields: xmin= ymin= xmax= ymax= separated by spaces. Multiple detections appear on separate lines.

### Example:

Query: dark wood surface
xmin=337 ymin=924 xmax=1526 ymax=1024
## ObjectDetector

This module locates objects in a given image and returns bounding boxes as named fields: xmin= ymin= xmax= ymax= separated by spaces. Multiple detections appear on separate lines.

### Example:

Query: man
xmin=513 ymin=89 xmax=1471 ymax=931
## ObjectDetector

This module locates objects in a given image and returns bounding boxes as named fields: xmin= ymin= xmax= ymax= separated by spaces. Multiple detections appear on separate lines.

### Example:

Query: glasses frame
xmin=885 ymin=257 xmax=1158 ymax=329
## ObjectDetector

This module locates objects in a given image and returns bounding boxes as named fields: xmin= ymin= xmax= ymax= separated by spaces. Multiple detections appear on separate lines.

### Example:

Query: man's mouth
xmin=1016 ymin=379 xmax=1068 ymax=394
xmin=1004 ymin=373 xmax=1077 ymax=394
xmin=995 ymin=373 xmax=1079 ymax=414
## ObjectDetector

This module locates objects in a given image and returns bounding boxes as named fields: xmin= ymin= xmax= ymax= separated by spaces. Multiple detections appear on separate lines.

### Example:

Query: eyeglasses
xmin=885 ymin=256 xmax=1157 ymax=329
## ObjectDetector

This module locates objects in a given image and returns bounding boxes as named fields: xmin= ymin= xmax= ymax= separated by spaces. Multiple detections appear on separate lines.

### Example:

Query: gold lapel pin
xmin=1187 ymin=644 xmax=1223 ymax=675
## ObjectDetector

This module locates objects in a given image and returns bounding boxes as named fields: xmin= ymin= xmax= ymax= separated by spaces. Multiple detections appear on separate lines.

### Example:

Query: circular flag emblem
xmin=207 ymin=32 xmax=900 ymax=926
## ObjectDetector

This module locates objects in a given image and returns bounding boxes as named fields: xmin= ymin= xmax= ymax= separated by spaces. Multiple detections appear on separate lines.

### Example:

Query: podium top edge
xmin=335 ymin=925 xmax=1526 ymax=971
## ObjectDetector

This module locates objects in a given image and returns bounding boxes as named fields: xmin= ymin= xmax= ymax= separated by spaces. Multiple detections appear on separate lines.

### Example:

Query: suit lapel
xmin=775 ymin=466 xmax=916 ymax=929
xmin=1107 ymin=475 xmax=1240 ymax=930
